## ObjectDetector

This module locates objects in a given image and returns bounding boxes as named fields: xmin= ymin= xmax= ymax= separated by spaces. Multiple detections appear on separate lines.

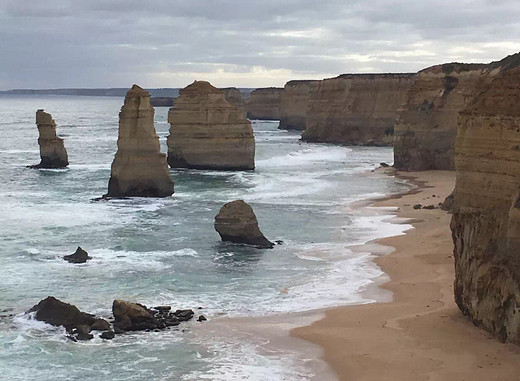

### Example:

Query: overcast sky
xmin=1 ymin=0 xmax=520 ymax=90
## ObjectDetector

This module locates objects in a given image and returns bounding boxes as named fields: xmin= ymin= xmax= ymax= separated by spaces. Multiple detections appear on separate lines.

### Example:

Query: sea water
xmin=0 ymin=95 xmax=410 ymax=380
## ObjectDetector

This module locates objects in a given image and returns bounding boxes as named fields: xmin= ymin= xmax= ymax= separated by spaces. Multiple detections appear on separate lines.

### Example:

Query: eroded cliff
xmin=301 ymin=74 xmax=414 ymax=145
xmin=30 ymin=110 xmax=69 ymax=168
xmin=245 ymin=87 xmax=283 ymax=120
xmin=278 ymin=80 xmax=318 ymax=131
xmin=451 ymin=53 xmax=520 ymax=343
xmin=167 ymin=81 xmax=255 ymax=170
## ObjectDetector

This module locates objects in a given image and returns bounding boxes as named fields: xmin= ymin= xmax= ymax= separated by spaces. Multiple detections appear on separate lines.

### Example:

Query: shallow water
xmin=0 ymin=95 xmax=410 ymax=380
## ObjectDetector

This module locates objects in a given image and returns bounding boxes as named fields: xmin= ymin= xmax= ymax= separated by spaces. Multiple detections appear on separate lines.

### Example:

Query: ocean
xmin=0 ymin=95 xmax=410 ymax=380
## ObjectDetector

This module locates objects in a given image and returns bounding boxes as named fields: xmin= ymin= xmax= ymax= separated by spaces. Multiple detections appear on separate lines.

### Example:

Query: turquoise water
xmin=0 ymin=95 xmax=409 ymax=380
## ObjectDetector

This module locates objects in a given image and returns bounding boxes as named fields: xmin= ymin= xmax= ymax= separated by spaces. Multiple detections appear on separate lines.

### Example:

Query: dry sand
xmin=292 ymin=170 xmax=520 ymax=381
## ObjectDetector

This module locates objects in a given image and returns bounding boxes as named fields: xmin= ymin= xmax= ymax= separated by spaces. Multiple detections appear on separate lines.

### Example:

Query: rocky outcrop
xmin=150 ymin=97 xmax=174 ymax=107
xmin=451 ymin=53 xmax=520 ymax=344
xmin=220 ymin=87 xmax=246 ymax=114
xmin=394 ymin=63 xmax=496 ymax=170
xmin=30 ymin=110 xmax=69 ymax=168
xmin=105 ymin=85 xmax=174 ymax=198
xmin=167 ymin=81 xmax=255 ymax=170
xmin=278 ymin=80 xmax=318 ymax=130
xmin=214 ymin=200 xmax=274 ymax=248
xmin=302 ymin=74 xmax=414 ymax=145
xmin=245 ymin=87 xmax=283 ymax=120
xmin=63 ymin=247 xmax=91 ymax=263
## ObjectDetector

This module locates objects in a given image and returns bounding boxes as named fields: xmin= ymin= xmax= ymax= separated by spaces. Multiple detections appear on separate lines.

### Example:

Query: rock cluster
xmin=451 ymin=53 xmax=520 ymax=344
xmin=167 ymin=81 xmax=255 ymax=170
xmin=28 ymin=297 xmax=202 ymax=342
xmin=105 ymin=85 xmax=174 ymax=198
xmin=278 ymin=80 xmax=318 ymax=131
xmin=214 ymin=200 xmax=274 ymax=248
xmin=302 ymin=74 xmax=414 ymax=145
xmin=245 ymin=87 xmax=283 ymax=120
xmin=30 ymin=110 xmax=69 ymax=168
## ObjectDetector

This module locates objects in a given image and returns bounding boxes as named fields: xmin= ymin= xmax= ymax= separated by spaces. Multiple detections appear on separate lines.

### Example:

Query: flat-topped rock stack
xmin=167 ymin=81 xmax=255 ymax=170
xmin=278 ymin=80 xmax=318 ymax=131
xmin=30 ymin=110 xmax=69 ymax=168
xmin=451 ymin=53 xmax=520 ymax=344
xmin=245 ymin=87 xmax=283 ymax=120
xmin=105 ymin=85 xmax=174 ymax=198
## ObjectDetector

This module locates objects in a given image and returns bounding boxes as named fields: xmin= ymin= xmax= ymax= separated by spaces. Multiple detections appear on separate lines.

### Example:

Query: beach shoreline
xmin=292 ymin=169 xmax=520 ymax=380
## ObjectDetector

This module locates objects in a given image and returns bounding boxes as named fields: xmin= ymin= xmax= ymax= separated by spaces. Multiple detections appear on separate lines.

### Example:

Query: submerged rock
xmin=30 ymin=110 xmax=69 ymax=169
xmin=214 ymin=200 xmax=274 ymax=248
xmin=167 ymin=81 xmax=255 ymax=170
xmin=105 ymin=85 xmax=174 ymax=198
xmin=63 ymin=247 xmax=91 ymax=264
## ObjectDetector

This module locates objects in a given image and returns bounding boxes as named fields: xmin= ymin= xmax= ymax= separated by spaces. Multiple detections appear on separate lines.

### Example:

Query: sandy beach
xmin=293 ymin=170 xmax=520 ymax=380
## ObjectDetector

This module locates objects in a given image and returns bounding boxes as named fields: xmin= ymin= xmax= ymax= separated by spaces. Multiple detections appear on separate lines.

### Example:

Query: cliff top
xmin=181 ymin=81 xmax=222 ymax=95
xmin=126 ymin=84 xmax=150 ymax=98
xmin=285 ymin=80 xmax=320 ymax=87
xmin=250 ymin=87 xmax=284 ymax=94
xmin=334 ymin=73 xmax=415 ymax=80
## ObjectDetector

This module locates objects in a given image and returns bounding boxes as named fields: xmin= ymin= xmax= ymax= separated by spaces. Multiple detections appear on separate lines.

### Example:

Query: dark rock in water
xmin=66 ymin=335 xmax=78 ymax=342
xmin=27 ymin=296 xmax=96 ymax=329
xmin=153 ymin=306 xmax=171 ymax=313
xmin=75 ymin=325 xmax=94 ymax=341
xmin=63 ymin=247 xmax=92 ymax=264
xmin=90 ymin=318 xmax=111 ymax=331
xmin=100 ymin=330 xmax=115 ymax=340
xmin=422 ymin=204 xmax=436 ymax=210
xmin=214 ymin=200 xmax=274 ymax=249
xmin=275 ymin=240 xmax=284 ymax=245
xmin=380 ymin=162 xmax=390 ymax=167
xmin=413 ymin=204 xmax=422 ymax=210
xmin=197 ymin=315 xmax=207 ymax=322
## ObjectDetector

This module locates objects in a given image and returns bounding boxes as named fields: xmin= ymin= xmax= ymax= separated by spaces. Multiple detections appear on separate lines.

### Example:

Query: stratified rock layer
xmin=278 ymin=80 xmax=318 ymax=130
xmin=451 ymin=53 xmax=520 ymax=344
xmin=167 ymin=81 xmax=254 ymax=170
xmin=302 ymin=74 xmax=414 ymax=145
xmin=214 ymin=200 xmax=274 ymax=248
xmin=245 ymin=87 xmax=283 ymax=120
xmin=31 ymin=110 xmax=69 ymax=168
xmin=220 ymin=87 xmax=246 ymax=114
xmin=106 ymin=85 xmax=174 ymax=198
xmin=394 ymin=63 xmax=494 ymax=170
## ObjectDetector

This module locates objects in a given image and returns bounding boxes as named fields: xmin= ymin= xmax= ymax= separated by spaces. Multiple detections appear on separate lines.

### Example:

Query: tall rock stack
xmin=394 ymin=63 xmax=493 ymax=171
xmin=302 ymin=74 xmax=414 ymax=145
xmin=245 ymin=87 xmax=283 ymax=120
xmin=451 ymin=53 xmax=520 ymax=344
xmin=30 ymin=110 xmax=69 ymax=168
xmin=167 ymin=81 xmax=255 ymax=170
xmin=278 ymin=80 xmax=318 ymax=131
xmin=105 ymin=85 xmax=174 ymax=198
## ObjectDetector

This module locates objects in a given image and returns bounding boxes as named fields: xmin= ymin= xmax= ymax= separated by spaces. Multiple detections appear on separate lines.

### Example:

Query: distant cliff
xmin=301 ymin=74 xmax=414 ymax=145
xmin=278 ymin=80 xmax=318 ymax=130
xmin=220 ymin=87 xmax=246 ymax=114
xmin=245 ymin=87 xmax=283 ymax=120
xmin=451 ymin=53 xmax=520 ymax=344
xmin=394 ymin=63 xmax=493 ymax=170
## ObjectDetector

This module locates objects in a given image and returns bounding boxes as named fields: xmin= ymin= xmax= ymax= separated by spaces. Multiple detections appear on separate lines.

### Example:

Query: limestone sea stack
xmin=30 ymin=110 xmax=69 ymax=168
xmin=278 ymin=80 xmax=318 ymax=130
xmin=220 ymin=87 xmax=246 ymax=114
xmin=302 ymin=74 xmax=414 ymax=145
xmin=167 ymin=81 xmax=255 ymax=170
xmin=214 ymin=200 xmax=274 ymax=248
xmin=245 ymin=87 xmax=283 ymax=120
xmin=451 ymin=52 xmax=520 ymax=343
xmin=105 ymin=85 xmax=174 ymax=198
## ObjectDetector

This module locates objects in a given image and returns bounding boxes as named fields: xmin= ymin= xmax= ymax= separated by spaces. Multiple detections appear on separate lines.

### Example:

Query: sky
xmin=1 ymin=0 xmax=520 ymax=90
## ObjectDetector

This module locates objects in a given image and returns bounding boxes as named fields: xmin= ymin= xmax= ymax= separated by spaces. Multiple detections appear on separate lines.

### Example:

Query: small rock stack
xmin=30 ymin=110 xmax=69 ymax=168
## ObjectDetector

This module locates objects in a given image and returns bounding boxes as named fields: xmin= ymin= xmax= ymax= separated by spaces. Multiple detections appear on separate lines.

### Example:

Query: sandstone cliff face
xmin=451 ymin=54 xmax=520 ymax=344
xmin=106 ymin=85 xmax=174 ymax=198
xmin=31 ymin=109 xmax=69 ymax=168
xmin=220 ymin=87 xmax=246 ymax=114
xmin=394 ymin=63 xmax=495 ymax=170
xmin=167 ymin=81 xmax=255 ymax=170
xmin=302 ymin=74 xmax=414 ymax=145
xmin=245 ymin=87 xmax=283 ymax=120
xmin=278 ymin=80 xmax=318 ymax=131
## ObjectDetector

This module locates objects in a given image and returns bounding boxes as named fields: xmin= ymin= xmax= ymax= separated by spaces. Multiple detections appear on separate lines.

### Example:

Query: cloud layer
xmin=1 ymin=0 xmax=520 ymax=89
